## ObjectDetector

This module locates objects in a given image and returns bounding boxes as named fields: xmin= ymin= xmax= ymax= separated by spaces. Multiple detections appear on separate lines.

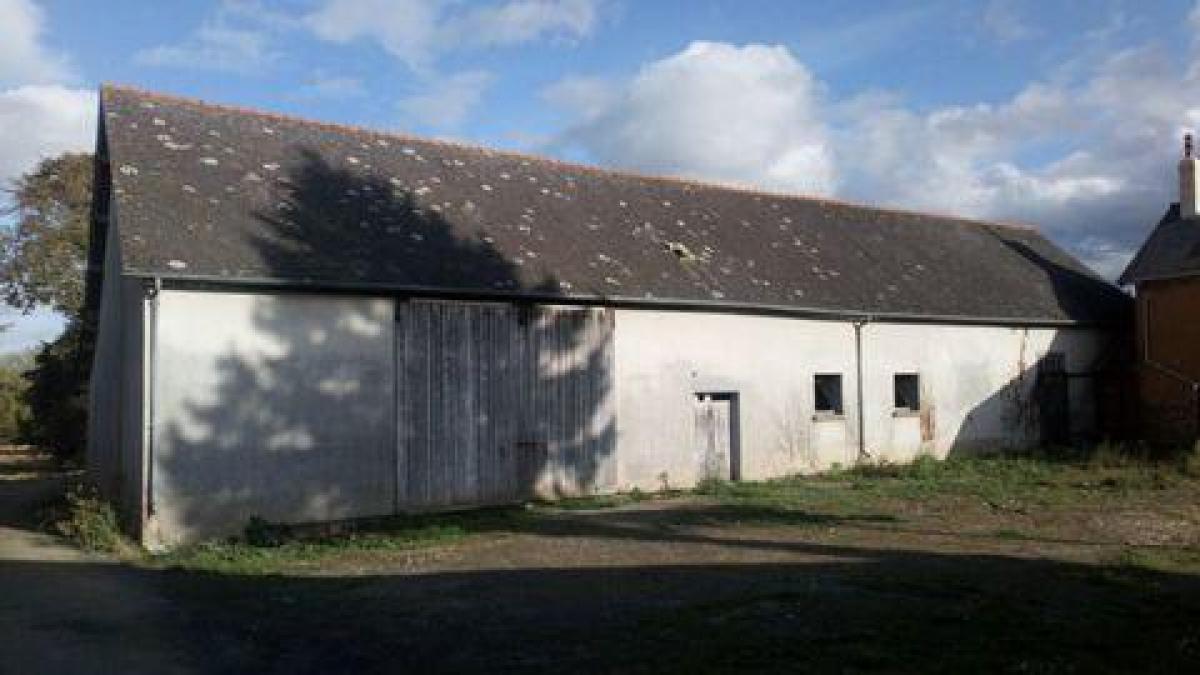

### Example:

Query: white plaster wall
xmin=614 ymin=309 xmax=1111 ymax=489
xmin=613 ymin=309 xmax=859 ymax=490
xmin=136 ymin=291 xmax=1112 ymax=545
xmin=147 ymin=290 xmax=395 ymax=546
xmin=860 ymin=324 xmax=1108 ymax=463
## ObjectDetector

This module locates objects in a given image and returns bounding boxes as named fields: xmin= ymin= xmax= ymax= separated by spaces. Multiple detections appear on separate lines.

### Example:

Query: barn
xmin=85 ymin=86 xmax=1131 ymax=548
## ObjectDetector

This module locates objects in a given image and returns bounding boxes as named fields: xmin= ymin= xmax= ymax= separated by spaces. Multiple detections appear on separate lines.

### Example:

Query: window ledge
xmin=892 ymin=409 xmax=921 ymax=418
xmin=812 ymin=412 xmax=845 ymax=422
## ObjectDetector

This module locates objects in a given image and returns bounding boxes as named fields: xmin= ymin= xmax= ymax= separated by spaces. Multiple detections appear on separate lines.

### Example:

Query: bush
xmin=20 ymin=321 xmax=90 ymax=460
xmin=57 ymin=483 xmax=121 ymax=552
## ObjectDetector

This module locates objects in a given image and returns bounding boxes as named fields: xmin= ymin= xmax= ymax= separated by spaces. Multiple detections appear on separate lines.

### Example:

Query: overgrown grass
xmin=147 ymin=448 xmax=1200 ymax=574
xmin=689 ymin=450 xmax=1200 ymax=531
xmin=55 ymin=483 xmax=123 ymax=552
xmin=834 ymin=451 xmax=1199 ymax=504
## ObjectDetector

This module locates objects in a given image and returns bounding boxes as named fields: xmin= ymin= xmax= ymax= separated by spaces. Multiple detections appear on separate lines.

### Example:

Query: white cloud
xmin=399 ymin=70 xmax=494 ymax=129
xmin=0 ymin=0 xmax=71 ymax=87
xmin=305 ymin=0 xmax=603 ymax=128
xmin=0 ymin=2 xmax=93 ymax=196
xmin=447 ymin=0 xmax=600 ymax=49
xmin=547 ymin=11 xmax=1200 ymax=279
xmin=134 ymin=13 xmax=279 ymax=74
xmin=305 ymin=0 xmax=445 ymax=71
xmin=982 ymin=0 xmax=1037 ymax=44
xmin=0 ymin=85 xmax=96 ymax=189
xmin=304 ymin=0 xmax=602 ymax=71
xmin=292 ymin=74 xmax=367 ymax=101
xmin=549 ymin=42 xmax=836 ymax=195
xmin=0 ymin=2 xmax=89 ymax=346
xmin=541 ymin=75 xmax=616 ymax=122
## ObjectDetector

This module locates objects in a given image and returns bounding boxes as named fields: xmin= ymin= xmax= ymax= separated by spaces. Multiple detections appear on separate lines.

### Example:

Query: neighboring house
xmin=85 ymin=86 xmax=1131 ymax=547
xmin=1118 ymin=135 xmax=1200 ymax=446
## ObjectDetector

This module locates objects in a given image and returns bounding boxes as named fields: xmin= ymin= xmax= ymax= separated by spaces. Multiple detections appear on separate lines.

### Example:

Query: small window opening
xmin=894 ymin=373 xmax=920 ymax=411
xmin=814 ymin=374 xmax=844 ymax=416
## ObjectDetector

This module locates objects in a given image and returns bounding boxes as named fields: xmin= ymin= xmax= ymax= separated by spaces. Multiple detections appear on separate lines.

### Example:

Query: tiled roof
xmin=97 ymin=85 xmax=1130 ymax=324
xmin=1119 ymin=204 xmax=1200 ymax=284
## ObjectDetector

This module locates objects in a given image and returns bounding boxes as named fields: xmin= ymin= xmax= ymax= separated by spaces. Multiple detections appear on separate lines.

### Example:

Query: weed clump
xmin=57 ymin=483 xmax=122 ymax=552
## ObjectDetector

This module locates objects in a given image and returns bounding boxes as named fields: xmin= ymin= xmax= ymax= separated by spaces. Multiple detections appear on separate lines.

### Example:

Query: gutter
xmin=122 ymin=272 xmax=1121 ymax=330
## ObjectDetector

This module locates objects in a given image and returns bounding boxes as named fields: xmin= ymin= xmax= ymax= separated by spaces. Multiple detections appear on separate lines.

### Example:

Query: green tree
xmin=1 ymin=152 xmax=94 ymax=316
xmin=1 ymin=152 xmax=95 ymax=458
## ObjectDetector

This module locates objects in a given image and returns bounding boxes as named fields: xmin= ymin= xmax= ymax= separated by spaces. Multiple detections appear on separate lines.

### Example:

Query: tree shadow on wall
xmin=154 ymin=149 xmax=615 ymax=543
xmin=944 ymin=328 xmax=1126 ymax=459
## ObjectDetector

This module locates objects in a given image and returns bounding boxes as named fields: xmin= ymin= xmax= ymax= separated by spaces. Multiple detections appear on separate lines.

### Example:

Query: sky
xmin=1 ymin=0 xmax=1198 ymax=351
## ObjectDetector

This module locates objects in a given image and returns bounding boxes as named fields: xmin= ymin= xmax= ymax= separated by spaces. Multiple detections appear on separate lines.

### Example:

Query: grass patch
xmin=154 ymin=524 xmax=468 ymax=574
xmin=817 ymin=453 xmax=1200 ymax=506
xmin=152 ymin=508 xmax=528 ymax=574
xmin=539 ymin=488 xmax=665 ymax=510
xmin=1112 ymin=547 xmax=1200 ymax=575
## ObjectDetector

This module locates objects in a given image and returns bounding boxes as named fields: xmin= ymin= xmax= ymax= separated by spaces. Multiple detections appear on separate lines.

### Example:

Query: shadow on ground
xmin=2 ymin=502 xmax=1199 ymax=674
xmin=0 ymin=449 xmax=70 ymax=530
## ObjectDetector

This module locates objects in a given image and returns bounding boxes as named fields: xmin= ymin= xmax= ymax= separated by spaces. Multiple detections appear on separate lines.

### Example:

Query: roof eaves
xmin=120 ymin=269 xmax=1120 ymax=328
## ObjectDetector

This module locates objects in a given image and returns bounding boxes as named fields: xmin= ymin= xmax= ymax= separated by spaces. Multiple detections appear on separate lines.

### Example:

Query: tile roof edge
xmin=121 ymin=269 xmax=1119 ymax=326
xmin=1117 ymin=204 xmax=1180 ymax=285
xmin=100 ymin=83 xmax=1043 ymax=235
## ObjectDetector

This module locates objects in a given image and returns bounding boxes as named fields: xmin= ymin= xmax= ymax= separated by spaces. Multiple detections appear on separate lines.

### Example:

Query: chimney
xmin=1181 ymin=132 xmax=1199 ymax=219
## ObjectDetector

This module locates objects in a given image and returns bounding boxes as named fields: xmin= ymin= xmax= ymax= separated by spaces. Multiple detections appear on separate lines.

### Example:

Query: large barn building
xmin=86 ymin=86 xmax=1130 ymax=547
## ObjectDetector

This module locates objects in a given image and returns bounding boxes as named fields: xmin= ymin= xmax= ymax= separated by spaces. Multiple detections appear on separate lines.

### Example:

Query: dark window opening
xmin=814 ymin=374 xmax=843 ymax=415
xmin=894 ymin=373 xmax=920 ymax=411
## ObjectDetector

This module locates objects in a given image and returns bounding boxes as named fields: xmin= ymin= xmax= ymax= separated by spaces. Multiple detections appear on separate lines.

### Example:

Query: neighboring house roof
xmin=1118 ymin=204 xmax=1200 ymax=285
xmin=95 ymin=85 xmax=1130 ymax=325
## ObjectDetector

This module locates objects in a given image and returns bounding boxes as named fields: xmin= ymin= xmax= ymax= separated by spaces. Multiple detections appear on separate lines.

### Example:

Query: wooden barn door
xmin=395 ymin=301 xmax=614 ymax=509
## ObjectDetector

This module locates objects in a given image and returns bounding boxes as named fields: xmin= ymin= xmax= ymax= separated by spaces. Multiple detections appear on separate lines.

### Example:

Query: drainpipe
xmin=854 ymin=319 xmax=871 ymax=463
xmin=145 ymin=277 xmax=161 ymax=517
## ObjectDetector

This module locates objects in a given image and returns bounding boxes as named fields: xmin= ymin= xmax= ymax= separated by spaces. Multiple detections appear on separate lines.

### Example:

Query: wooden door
xmin=396 ymin=301 xmax=614 ymax=509
xmin=695 ymin=394 xmax=734 ymax=481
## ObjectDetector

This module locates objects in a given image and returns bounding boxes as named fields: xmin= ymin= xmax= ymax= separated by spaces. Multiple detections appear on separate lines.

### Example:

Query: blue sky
xmin=2 ymin=0 xmax=1199 ymax=350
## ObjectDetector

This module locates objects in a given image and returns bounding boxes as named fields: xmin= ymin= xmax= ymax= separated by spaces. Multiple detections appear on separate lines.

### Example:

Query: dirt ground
xmin=2 ymin=454 xmax=1199 ymax=674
